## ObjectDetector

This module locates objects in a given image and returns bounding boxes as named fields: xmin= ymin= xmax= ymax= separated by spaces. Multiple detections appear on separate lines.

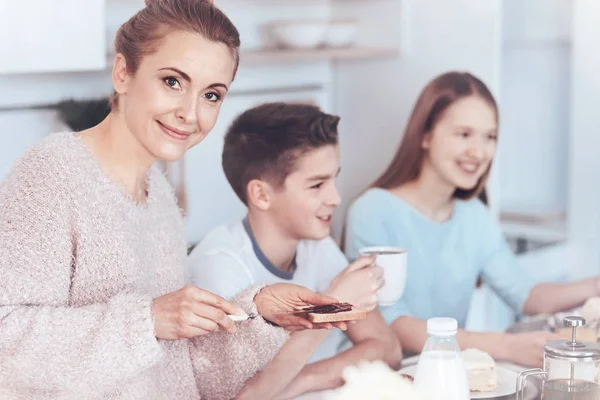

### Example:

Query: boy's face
xmin=270 ymin=144 xmax=341 ymax=241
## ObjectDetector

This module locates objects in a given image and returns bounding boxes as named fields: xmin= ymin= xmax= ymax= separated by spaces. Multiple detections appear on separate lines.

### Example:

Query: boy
xmin=188 ymin=103 xmax=402 ymax=399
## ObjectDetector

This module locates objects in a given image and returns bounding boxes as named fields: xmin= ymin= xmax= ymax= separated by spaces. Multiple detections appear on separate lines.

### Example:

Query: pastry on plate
xmin=462 ymin=348 xmax=498 ymax=392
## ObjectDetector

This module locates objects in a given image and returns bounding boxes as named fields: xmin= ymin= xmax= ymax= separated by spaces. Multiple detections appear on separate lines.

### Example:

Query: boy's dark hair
xmin=222 ymin=102 xmax=340 ymax=205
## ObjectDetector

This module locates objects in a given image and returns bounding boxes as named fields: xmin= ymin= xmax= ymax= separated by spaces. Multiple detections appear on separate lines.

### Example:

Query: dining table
xmin=294 ymin=313 xmax=583 ymax=400
xmin=295 ymin=356 xmax=541 ymax=400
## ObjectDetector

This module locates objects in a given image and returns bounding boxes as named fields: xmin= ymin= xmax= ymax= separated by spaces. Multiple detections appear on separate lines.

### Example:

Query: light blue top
xmin=344 ymin=188 xmax=536 ymax=328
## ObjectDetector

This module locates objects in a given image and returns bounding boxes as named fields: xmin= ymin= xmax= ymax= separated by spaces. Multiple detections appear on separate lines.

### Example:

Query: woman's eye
xmin=164 ymin=77 xmax=181 ymax=89
xmin=205 ymin=92 xmax=221 ymax=102
xmin=311 ymin=182 xmax=323 ymax=189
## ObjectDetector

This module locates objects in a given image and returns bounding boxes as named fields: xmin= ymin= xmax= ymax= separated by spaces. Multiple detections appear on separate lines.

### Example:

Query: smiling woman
xmin=106 ymin=0 xmax=239 ymax=165
xmin=0 ymin=1 xmax=344 ymax=399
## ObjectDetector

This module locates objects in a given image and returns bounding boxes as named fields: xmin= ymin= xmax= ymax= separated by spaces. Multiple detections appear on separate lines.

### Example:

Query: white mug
xmin=359 ymin=246 xmax=407 ymax=306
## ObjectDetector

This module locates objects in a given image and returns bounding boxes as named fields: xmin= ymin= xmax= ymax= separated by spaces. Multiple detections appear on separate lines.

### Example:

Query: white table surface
xmin=295 ymin=356 xmax=539 ymax=400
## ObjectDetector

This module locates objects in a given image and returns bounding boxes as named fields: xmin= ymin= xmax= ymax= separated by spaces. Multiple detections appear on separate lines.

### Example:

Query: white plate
xmin=398 ymin=364 xmax=518 ymax=399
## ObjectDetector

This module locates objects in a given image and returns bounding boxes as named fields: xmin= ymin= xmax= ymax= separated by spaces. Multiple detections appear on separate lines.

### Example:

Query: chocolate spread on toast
xmin=299 ymin=302 xmax=353 ymax=314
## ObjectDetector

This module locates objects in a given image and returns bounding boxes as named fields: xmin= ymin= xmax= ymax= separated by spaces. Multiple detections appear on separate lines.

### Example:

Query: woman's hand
xmin=152 ymin=285 xmax=246 ymax=340
xmin=254 ymin=283 xmax=349 ymax=331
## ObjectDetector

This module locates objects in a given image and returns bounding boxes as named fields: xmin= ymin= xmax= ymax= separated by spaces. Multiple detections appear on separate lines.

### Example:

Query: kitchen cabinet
xmin=469 ymin=0 xmax=600 ymax=331
xmin=0 ymin=0 xmax=106 ymax=74
xmin=496 ymin=0 xmax=571 ymax=246
xmin=496 ymin=0 xmax=600 ymax=279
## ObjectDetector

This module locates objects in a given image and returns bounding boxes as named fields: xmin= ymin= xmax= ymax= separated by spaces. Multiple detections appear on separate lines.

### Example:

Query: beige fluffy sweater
xmin=0 ymin=133 xmax=289 ymax=399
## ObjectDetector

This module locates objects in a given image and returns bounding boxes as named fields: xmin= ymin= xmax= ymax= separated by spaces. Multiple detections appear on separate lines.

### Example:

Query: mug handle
xmin=516 ymin=368 xmax=546 ymax=400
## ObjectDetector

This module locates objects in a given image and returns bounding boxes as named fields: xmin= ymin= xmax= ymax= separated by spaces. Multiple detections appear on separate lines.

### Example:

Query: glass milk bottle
xmin=414 ymin=317 xmax=470 ymax=400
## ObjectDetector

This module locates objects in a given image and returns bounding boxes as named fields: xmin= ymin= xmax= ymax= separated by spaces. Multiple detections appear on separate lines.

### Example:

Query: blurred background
xmin=1 ymin=0 xmax=599 ymax=333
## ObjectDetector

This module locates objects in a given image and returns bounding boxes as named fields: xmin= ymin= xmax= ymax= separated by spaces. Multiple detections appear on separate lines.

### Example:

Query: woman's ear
xmin=112 ymin=53 xmax=130 ymax=96
xmin=421 ymin=132 xmax=432 ymax=150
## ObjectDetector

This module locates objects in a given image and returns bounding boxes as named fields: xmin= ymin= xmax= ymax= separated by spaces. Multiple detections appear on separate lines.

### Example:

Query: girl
xmin=0 ymin=1 xmax=343 ymax=399
xmin=345 ymin=71 xmax=600 ymax=368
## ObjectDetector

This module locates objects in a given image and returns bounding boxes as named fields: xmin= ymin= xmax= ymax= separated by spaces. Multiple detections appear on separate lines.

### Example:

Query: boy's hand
xmin=325 ymin=255 xmax=383 ymax=312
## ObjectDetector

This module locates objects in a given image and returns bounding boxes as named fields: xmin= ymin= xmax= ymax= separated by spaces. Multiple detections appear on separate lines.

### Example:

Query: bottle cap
xmin=427 ymin=317 xmax=458 ymax=336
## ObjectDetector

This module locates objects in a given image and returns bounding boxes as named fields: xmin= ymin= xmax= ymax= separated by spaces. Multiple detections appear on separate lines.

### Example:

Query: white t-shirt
xmin=188 ymin=218 xmax=349 ymax=361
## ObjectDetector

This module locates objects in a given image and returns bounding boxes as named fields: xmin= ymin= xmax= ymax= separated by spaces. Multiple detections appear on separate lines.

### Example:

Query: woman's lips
xmin=157 ymin=121 xmax=192 ymax=141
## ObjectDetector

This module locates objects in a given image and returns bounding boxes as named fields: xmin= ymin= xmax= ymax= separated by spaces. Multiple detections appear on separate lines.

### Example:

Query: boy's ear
xmin=247 ymin=179 xmax=272 ymax=211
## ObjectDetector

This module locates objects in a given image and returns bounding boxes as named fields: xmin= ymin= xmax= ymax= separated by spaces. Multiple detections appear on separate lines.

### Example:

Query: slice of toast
xmin=295 ymin=302 xmax=367 ymax=323
xmin=307 ymin=309 xmax=367 ymax=323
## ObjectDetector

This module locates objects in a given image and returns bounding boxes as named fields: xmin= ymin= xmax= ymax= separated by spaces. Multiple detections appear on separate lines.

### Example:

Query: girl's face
xmin=113 ymin=30 xmax=236 ymax=162
xmin=421 ymin=95 xmax=498 ymax=191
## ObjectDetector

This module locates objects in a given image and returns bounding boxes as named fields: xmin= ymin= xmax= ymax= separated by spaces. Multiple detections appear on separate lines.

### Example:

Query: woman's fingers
xmin=190 ymin=301 xmax=236 ymax=333
xmin=188 ymin=286 xmax=245 ymax=316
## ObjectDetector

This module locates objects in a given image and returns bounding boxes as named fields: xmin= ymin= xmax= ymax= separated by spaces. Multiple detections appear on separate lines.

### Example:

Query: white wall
xmin=333 ymin=0 xmax=502 ymax=234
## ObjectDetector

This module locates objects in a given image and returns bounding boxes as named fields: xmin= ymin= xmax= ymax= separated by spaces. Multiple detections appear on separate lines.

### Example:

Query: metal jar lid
xmin=544 ymin=316 xmax=600 ymax=360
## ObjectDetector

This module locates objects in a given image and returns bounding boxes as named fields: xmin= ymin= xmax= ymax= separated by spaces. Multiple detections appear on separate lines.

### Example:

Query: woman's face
xmin=113 ymin=30 xmax=236 ymax=162
xmin=422 ymin=95 xmax=498 ymax=191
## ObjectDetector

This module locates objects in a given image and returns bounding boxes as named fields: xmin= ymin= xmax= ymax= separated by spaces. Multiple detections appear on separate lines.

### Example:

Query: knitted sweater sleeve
xmin=0 ymin=146 xmax=164 ymax=393
xmin=190 ymin=285 xmax=290 ymax=400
